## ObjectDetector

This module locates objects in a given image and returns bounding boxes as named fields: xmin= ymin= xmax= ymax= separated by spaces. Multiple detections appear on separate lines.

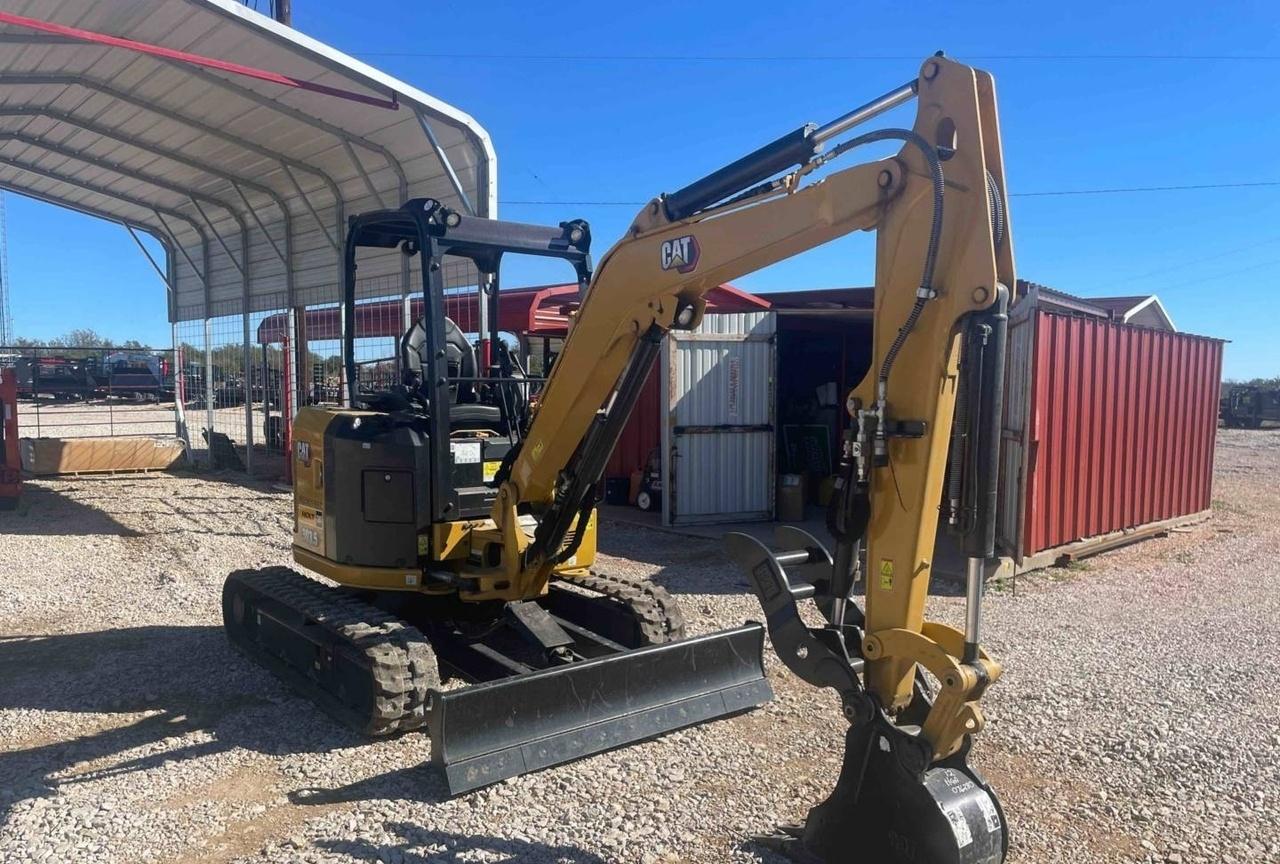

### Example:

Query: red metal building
xmin=998 ymin=288 xmax=1224 ymax=562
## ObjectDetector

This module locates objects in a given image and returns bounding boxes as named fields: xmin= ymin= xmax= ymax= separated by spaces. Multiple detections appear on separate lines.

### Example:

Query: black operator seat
xmin=400 ymin=317 xmax=503 ymax=429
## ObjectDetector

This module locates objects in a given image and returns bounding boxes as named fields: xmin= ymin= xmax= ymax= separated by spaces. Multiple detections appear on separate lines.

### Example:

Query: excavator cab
xmin=334 ymin=201 xmax=594 ymax=522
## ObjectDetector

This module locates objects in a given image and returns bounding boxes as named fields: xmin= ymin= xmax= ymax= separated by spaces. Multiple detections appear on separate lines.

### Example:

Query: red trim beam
xmin=0 ymin=10 xmax=399 ymax=110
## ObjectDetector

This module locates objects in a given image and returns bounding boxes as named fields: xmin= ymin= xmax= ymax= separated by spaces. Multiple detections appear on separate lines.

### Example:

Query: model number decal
xmin=660 ymin=235 xmax=700 ymax=273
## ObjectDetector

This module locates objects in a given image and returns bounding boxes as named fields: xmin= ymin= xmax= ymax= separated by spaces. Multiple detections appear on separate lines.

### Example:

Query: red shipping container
xmin=1016 ymin=310 xmax=1223 ymax=557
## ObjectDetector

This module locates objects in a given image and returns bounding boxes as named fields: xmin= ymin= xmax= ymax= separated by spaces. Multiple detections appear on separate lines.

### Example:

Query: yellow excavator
xmin=222 ymin=53 xmax=1013 ymax=863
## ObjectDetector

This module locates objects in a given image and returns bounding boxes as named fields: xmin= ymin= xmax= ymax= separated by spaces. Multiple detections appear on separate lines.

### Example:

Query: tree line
xmin=4 ymin=329 xmax=151 ymax=350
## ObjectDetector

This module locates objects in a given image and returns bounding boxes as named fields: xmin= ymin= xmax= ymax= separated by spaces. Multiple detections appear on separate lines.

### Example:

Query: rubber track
xmin=223 ymin=567 xmax=439 ymax=736
xmin=569 ymin=570 xmax=688 ymax=645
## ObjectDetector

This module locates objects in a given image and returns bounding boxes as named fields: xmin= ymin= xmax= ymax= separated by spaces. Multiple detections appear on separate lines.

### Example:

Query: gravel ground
xmin=1 ymin=429 xmax=1277 ymax=864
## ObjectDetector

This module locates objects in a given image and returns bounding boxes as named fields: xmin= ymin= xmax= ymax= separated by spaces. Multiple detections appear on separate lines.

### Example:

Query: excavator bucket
xmin=761 ymin=722 xmax=1007 ymax=864
xmin=427 ymin=623 xmax=772 ymax=793
xmin=727 ymin=529 xmax=1007 ymax=864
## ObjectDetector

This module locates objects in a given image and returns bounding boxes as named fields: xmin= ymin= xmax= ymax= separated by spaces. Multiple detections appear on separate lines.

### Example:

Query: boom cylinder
xmin=811 ymin=80 xmax=918 ymax=146
xmin=662 ymin=78 xmax=920 ymax=222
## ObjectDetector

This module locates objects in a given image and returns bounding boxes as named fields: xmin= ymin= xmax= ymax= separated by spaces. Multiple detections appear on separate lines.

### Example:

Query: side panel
xmin=1022 ymin=311 xmax=1224 ymax=556
xmin=662 ymin=311 xmax=776 ymax=526
xmin=994 ymin=299 xmax=1035 ymax=560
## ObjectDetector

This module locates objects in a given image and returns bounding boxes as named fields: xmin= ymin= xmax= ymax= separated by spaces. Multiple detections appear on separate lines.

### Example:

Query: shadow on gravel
xmin=169 ymin=468 xmax=290 ymax=495
xmin=6 ymin=478 xmax=289 ymax=539
xmin=0 ymin=484 xmax=141 ymax=537
xmin=0 ymin=625 xmax=360 ymax=824
xmin=316 ymin=821 xmax=609 ymax=864
xmin=288 ymin=764 xmax=448 ymax=808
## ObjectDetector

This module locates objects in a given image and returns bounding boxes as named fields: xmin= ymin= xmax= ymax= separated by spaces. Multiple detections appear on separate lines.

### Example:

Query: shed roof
xmin=0 ymin=1 xmax=495 ymax=323
xmin=758 ymin=287 xmax=874 ymax=310
xmin=1018 ymin=281 xmax=1177 ymax=331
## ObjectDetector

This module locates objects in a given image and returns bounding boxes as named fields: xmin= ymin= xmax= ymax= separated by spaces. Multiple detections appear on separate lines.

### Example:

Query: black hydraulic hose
xmin=827 ymin=128 xmax=944 ymax=392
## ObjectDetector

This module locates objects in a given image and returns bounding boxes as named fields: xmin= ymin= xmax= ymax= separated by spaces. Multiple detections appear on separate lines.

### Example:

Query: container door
xmin=996 ymin=304 xmax=1036 ymax=561
xmin=661 ymin=311 xmax=776 ymax=526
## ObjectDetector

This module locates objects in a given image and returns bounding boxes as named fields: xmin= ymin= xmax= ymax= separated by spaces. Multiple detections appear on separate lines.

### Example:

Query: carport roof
xmin=0 ymin=0 xmax=496 ymax=323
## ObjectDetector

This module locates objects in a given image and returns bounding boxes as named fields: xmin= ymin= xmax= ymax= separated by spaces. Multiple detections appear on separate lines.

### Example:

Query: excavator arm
xmin=481 ymin=54 xmax=1015 ymax=864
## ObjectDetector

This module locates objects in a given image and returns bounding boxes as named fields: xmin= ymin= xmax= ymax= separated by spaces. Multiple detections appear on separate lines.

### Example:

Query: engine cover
xmin=292 ymin=406 xmax=431 ymax=571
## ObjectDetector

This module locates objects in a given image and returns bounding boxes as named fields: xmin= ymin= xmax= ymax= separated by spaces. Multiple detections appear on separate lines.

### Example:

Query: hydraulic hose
xmin=985 ymin=169 xmax=1006 ymax=251
xmin=827 ymin=128 xmax=945 ymax=395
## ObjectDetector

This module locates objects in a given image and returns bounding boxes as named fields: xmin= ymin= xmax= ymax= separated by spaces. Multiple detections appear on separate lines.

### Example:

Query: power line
xmin=497 ymin=179 xmax=1280 ymax=207
xmin=350 ymin=51 xmax=1280 ymax=63
xmin=1160 ymin=256 xmax=1280 ymax=291
xmin=1121 ymin=234 xmax=1280 ymax=283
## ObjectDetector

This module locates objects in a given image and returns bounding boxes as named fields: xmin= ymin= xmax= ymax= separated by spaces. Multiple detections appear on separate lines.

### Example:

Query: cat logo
xmin=660 ymin=235 xmax=700 ymax=274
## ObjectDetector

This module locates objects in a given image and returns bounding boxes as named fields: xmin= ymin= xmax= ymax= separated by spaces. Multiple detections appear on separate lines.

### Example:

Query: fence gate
xmin=1 ymin=345 xmax=178 ymax=443
xmin=660 ymin=311 xmax=776 ymax=526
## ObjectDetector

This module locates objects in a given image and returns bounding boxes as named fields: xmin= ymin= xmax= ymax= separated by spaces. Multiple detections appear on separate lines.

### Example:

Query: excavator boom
xmin=474 ymin=54 xmax=1015 ymax=861
xmin=226 ymin=49 xmax=1017 ymax=850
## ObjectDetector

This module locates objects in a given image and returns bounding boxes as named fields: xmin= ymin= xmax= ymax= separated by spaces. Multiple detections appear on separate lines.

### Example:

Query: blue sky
xmin=6 ymin=0 xmax=1279 ymax=379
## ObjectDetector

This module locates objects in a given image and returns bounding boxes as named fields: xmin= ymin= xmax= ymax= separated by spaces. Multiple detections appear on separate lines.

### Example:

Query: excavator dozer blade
xmin=427 ymin=623 xmax=772 ymax=794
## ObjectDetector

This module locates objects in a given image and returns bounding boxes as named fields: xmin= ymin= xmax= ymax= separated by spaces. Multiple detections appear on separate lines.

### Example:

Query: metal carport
xmin=0 ymin=0 xmax=495 ymax=470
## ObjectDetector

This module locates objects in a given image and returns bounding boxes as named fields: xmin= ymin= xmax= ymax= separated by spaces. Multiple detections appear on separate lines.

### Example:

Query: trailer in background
xmin=1221 ymin=385 xmax=1280 ymax=429
xmin=15 ymin=356 xmax=95 ymax=400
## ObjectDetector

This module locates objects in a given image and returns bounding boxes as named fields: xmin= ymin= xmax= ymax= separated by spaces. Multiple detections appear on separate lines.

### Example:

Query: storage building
xmin=605 ymin=280 xmax=1224 ymax=571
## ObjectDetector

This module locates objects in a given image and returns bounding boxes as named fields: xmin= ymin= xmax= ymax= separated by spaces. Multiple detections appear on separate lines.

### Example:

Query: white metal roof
xmin=0 ymin=0 xmax=497 ymax=322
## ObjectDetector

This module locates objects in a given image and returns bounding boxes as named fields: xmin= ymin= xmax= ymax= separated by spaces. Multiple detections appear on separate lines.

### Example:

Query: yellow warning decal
xmin=483 ymin=460 xmax=502 ymax=482
xmin=879 ymin=559 xmax=895 ymax=590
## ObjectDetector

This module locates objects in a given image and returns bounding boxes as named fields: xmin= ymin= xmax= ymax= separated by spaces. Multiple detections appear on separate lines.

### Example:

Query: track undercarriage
xmin=222 ymin=567 xmax=770 ymax=792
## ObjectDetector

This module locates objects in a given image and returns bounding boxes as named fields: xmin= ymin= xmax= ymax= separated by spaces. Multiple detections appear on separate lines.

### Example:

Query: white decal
xmin=944 ymin=807 xmax=973 ymax=848
xmin=451 ymin=441 xmax=481 ymax=464
xmin=660 ymin=235 xmax=700 ymax=273
xmin=976 ymin=793 xmax=1002 ymax=833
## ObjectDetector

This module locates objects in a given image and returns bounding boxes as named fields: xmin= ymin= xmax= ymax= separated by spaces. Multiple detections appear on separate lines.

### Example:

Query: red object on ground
xmin=0 ymin=10 xmax=398 ymax=110
xmin=1021 ymin=311 xmax=1224 ymax=555
xmin=1 ymin=368 xmax=21 ymax=507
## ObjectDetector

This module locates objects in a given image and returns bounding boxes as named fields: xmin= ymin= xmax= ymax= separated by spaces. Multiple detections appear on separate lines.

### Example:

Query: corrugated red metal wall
xmin=1022 ymin=311 xmax=1223 ymax=555
xmin=606 ymin=365 xmax=661 ymax=481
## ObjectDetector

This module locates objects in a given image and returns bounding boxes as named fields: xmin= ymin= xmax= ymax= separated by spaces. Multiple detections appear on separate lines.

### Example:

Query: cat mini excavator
xmin=223 ymin=53 xmax=1014 ymax=861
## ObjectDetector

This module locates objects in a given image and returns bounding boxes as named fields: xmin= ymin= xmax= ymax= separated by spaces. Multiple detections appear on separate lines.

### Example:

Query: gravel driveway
xmin=1 ymin=429 xmax=1277 ymax=864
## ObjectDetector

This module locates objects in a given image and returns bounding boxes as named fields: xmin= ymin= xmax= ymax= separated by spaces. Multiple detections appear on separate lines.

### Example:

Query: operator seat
xmin=400 ymin=317 xmax=503 ymax=429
